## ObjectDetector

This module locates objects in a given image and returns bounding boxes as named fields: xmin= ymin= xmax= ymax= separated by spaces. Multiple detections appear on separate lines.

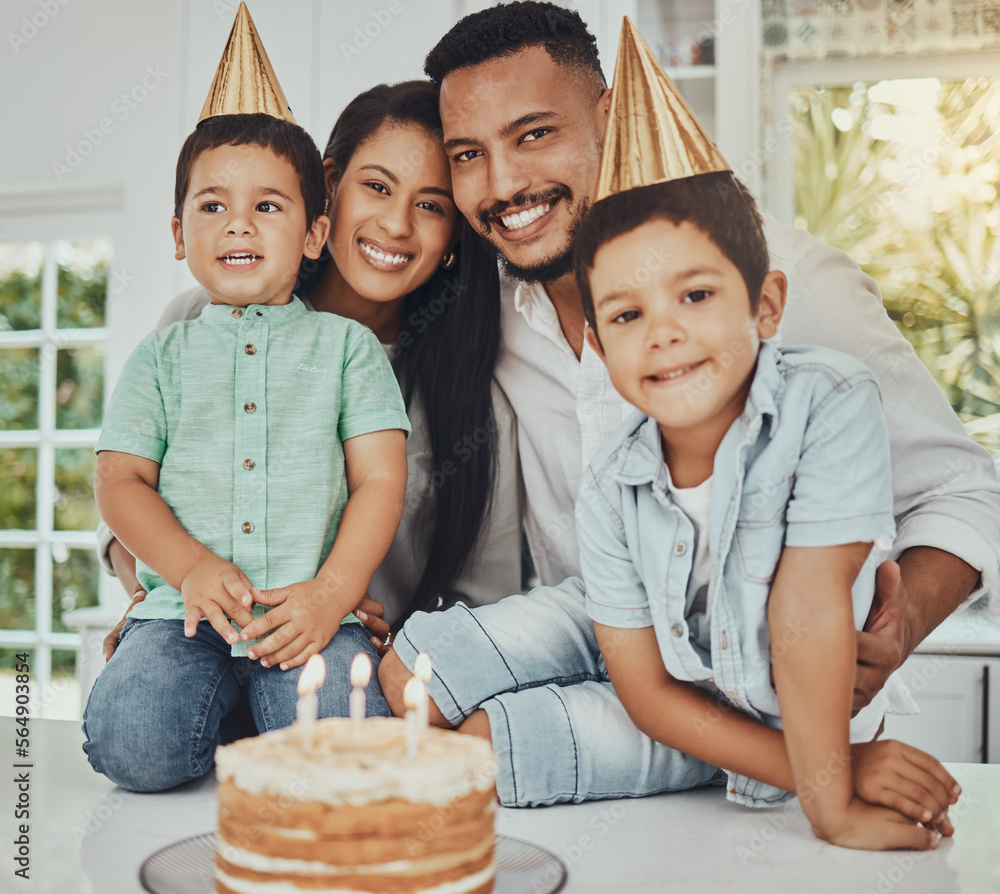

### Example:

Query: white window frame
xmin=0 ymin=238 xmax=110 ymax=712
xmin=765 ymin=51 xmax=1000 ymax=227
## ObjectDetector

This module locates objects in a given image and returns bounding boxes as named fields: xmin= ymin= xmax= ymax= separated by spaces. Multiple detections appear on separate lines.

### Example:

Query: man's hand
xmin=180 ymin=552 xmax=258 ymax=642
xmin=851 ymin=739 xmax=959 ymax=835
xmin=353 ymin=594 xmax=391 ymax=655
xmin=102 ymin=585 xmax=146 ymax=662
xmin=854 ymin=560 xmax=910 ymax=713
xmin=240 ymin=578 xmax=347 ymax=671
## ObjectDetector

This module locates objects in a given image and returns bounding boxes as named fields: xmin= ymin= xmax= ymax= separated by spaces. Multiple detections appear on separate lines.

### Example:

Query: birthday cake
xmin=214 ymin=717 xmax=498 ymax=894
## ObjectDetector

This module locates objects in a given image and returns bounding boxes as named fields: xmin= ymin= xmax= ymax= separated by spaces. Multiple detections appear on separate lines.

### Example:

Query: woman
xmin=99 ymin=81 xmax=521 ymax=662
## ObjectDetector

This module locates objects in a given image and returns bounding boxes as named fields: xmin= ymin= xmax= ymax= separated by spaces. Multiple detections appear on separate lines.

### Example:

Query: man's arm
xmin=768 ymin=217 xmax=1000 ymax=701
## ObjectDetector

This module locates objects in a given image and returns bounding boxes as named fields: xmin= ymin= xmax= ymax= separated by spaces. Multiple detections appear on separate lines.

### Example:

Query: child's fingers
xmin=872 ymin=789 xmax=936 ymax=825
xmin=275 ymin=639 xmax=318 ymax=672
xmin=241 ymin=609 xmax=285 ymax=649
xmin=221 ymin=569 xmax=256 ymax=609
xmin=929 ymin=811 xmax=954 ymax=838
xmin=247 ymin=624 xmax=299 ymax=664
xmin=253 ymin=586 xmax=290 ymax=607
xmin=204 ymin=605 xmax=240 ymax=645
xmin=259 ymin=632 xmax=310 ymax=668
xmin=183 ymin=603 xmax=203 ymax=638
xmin=901 ymin=745 xmax=961 ymax=802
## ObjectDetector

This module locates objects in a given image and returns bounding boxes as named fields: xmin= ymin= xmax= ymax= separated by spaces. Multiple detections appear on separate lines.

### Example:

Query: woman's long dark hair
xmin=309 ymin=81 xmax=501 ymax=628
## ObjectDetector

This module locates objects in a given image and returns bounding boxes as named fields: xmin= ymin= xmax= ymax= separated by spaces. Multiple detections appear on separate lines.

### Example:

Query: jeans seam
xmin=189 ymin=653 xmax=238 ymax=778
xmin=491 ymin=698 xmax=517 ymax=806
xmin=549 ymin=686 xmax=580 ymax=800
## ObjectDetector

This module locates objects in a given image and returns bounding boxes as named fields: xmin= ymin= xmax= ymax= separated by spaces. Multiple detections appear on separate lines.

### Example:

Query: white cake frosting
xmin=215 ymin=717 xmax=497 ymax=808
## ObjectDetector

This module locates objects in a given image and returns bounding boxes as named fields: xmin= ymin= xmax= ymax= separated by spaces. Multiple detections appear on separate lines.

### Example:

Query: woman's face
xmin=327 ymin=122 xmax=458 ymax=303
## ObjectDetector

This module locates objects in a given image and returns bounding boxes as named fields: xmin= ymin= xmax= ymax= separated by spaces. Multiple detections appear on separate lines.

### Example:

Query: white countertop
xmin=2 ymin=718 xmax=999 ymax=893
xmin=916 ymin=613 xmax=1000 ymax=656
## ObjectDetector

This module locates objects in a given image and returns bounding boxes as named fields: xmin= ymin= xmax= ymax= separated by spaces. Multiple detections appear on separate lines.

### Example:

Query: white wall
xmin=0 ymin=0 xmax=630 ymax=385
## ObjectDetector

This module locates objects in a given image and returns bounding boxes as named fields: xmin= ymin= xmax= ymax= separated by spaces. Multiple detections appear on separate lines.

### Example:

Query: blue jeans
xmin=393 ymin=578 xmax=722 ymax=807
xmin=82 ymin=619 xmax=388 ymax=792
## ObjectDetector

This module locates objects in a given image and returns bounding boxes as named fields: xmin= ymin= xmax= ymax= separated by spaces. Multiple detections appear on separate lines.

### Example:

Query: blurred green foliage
xmin=0 ymin=242 xmax=108 ymax=658
xmin=791 ymin=78 xmax=1000 ymax=459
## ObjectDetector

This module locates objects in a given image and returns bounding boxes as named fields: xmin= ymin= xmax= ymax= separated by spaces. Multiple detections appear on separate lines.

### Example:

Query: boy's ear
xmin=755 ymin=270 xmax=787 ymax=340
xmin=303 ymin=213 xmax=331 ymax=260
xmin=585 ymin=323 xmax=606 ymax=361
xmin=171 ymin=216 xmax=186 ymax=261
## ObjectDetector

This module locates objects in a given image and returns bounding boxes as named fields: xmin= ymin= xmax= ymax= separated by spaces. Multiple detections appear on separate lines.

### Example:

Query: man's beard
xmin=477 ymin=186 xmax=591 ymax=285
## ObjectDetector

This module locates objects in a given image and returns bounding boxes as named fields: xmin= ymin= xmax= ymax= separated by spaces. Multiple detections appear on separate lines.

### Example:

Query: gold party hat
xmin=198 ymin=2 xmax=295 ymax=124
xmin=594 ymin=17 xmax=729 ymax=202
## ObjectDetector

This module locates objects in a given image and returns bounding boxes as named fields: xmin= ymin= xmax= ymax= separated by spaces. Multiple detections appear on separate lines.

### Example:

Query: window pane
xmin=0 ymin=243 xmax=44 ymax=331
xmin=0 ymin=448 xmax=38 ymax=529
xmin=55 ymin=239 xmax=112 ymax=329
xmin=56 ymin=344 xmax=104 ymax=430
xmin=0 ymin=549 xmax=35 ymax=630
xmin=0 ymin=348 xmax=39 ymax=430
xmin=54 ymin=448 xmax=98 ymax=531
xmin=791 ymin=77 xmax=1000 ymax=436
xmin=51 ymin=548 xmax=99 ymax=634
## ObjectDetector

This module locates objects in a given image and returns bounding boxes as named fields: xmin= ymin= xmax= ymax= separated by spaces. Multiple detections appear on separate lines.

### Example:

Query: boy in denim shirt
xmin=574 ymin=136 xmax=959 ymax=848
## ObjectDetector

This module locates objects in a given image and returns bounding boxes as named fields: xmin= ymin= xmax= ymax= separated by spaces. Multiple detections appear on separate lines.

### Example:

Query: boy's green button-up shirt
xmin=96 ymin=297 xmax=411 ymax=654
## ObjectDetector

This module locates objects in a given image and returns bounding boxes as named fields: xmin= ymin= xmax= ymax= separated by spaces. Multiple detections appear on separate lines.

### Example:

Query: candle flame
xmin=297 ymin=654 xmax=326 ymax=696
xmin=414 ymin=652 xmax=432 ymax=682
xmin=350 ymin=652 xmax=372 ymax=688
xmin=403 ymin=676 xmax=425 ymax=710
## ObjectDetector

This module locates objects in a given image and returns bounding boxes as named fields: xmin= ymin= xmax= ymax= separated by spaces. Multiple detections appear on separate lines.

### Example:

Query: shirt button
xmin=245 ymin=344 xmax=256 ymax=355
xmin=231 ymin=308 xmax=243 ymax=319
xmin=675 ymin=542 xmax=688 ymax=556
xmin=243 ymin=458 xmax=255 ymax=471
xmin=242 ymin=521 xmax=254 ymax=534
xmin=243 ymin=402 xmax=256 ymax=414
xmin=671 ymin=623 xmax=684 ymax=637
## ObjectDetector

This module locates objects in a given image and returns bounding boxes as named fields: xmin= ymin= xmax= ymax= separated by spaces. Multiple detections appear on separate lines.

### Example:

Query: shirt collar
xmin=613 ymin=340 xmax=785 ymax=488
xmin=199 ymin=295 xmax=311 ymax=327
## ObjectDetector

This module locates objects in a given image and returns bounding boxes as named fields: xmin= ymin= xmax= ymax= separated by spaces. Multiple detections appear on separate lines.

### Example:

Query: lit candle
xmin=296 ymin=655 xmax=326 ymax=749
xmin=413 ymin=653 xmax=432 ymax=729
xmin=350 ymin=653 xmax=372 ymax=724
xmin=403 ymin=676 xmax=426 ymax=759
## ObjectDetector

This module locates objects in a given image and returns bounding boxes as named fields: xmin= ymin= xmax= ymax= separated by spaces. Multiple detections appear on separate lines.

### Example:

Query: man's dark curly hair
xmin=425 ymin=1 xmax=605 ymax=94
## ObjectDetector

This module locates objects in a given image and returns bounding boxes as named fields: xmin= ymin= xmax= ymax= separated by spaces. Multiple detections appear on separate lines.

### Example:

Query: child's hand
xmin=851 ymin=739 xmax=960 ymax=835
xmin=240 ymin=578 xmax=347 ymax=670
xmin=179 ymin=552 xmax=259 ymax=643
xmin=812 ymin=796 xmax=942 ymax=851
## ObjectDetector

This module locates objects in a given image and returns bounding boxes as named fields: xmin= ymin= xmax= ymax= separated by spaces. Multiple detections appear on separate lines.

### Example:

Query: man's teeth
xmin=360 ymin=241 xmax=410 ymax=266
xmin=500 ymin=202 xmax=552 ymax=231
xmin=223 ymin=253 xmax=258 ymax=265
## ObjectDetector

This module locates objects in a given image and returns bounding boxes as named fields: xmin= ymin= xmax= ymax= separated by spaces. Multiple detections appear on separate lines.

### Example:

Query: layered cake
xmin=215 ymin=717 xmax=497 ymax=894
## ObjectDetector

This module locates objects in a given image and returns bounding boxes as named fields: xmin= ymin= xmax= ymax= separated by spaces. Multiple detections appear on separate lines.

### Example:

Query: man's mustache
xmin=476 ymin=185 xmax=573 ymax=234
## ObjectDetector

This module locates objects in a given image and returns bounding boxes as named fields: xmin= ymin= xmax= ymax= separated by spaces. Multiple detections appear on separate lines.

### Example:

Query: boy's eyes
xmin=611 ymin=309 xmax=640 ymax=324
xmin=684 ymin=290 xmax=712 ymax=303
xmin=198 ymin=201 xmax=282 ymax=212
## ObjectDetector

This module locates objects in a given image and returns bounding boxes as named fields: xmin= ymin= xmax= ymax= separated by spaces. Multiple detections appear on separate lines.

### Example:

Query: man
xmin=379 ymin=1 xmax=1000 ymax=807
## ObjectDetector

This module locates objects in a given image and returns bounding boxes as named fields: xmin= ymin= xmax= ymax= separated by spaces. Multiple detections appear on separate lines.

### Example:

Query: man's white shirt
xmin=496 ymin=213 xmax=1000 ymax=604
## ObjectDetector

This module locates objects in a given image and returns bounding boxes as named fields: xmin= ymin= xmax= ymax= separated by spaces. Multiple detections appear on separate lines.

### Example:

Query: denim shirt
xmin=578 ymin=341 xmax=898 ymax=807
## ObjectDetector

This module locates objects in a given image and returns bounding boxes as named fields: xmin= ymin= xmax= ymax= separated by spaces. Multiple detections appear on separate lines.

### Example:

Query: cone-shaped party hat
xmin=198 ymin=2 xmax=295 ymax=124
xmin=594 ymin=17 xmax=729 ymax=202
